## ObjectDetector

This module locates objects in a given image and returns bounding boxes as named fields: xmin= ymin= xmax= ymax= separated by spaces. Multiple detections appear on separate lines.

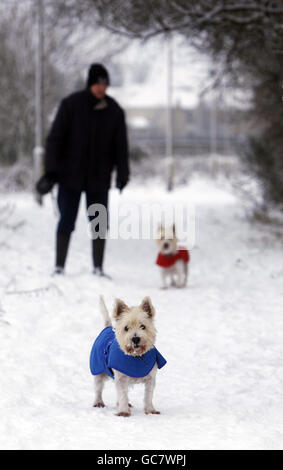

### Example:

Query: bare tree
xmin=0 ymin=2 xmax=65 ymax=164
xmin=0 ymin=0 xmax=129 ymax=166
xmin=91 ymin=0 xmax=283 ymax=209
xmin=91 ymin=1 xmax=283 ymax=46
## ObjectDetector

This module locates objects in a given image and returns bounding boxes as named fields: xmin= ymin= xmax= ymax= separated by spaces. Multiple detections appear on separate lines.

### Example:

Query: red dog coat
xmin=156 ymin=247 xmax=190 ymax=268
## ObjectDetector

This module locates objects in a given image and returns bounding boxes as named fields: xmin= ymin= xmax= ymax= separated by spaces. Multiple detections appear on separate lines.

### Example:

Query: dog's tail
xmin=99 ymin=295 xmax=112 ymax=327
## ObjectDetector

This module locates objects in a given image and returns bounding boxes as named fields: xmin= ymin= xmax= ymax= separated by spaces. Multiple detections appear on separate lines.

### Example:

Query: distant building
xmin=125 ymin=102 xmax=244 ymax=156
xmin=126 ymin=105 xmax=192 ymax=137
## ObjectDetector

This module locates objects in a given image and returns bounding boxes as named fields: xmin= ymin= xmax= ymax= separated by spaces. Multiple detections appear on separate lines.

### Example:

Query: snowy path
xmin=0 ymin=179 xmax=283 ymax=449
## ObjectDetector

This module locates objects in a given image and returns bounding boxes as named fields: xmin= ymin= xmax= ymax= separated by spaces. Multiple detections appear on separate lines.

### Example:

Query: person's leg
xmin=55 ymin=185 xmax=81 ymax=272
xmin=86 ymin=191 xmax=108 ymax=273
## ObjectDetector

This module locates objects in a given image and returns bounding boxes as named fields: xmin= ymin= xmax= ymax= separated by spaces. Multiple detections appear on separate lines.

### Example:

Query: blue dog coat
xmin=90 ymin=327 xmax=166 ymax=379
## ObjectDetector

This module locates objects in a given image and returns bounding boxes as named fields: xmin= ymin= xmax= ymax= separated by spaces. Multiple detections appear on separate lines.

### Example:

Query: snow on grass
xmin=0 ymin=177 xmax=283 ymax=449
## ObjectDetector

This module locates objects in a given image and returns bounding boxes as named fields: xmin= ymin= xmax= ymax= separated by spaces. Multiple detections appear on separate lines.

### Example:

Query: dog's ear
xmin=140 ymin=296 xmax=155 ymax=318
xmin=113 ymin=298 xmax=128 ymax=319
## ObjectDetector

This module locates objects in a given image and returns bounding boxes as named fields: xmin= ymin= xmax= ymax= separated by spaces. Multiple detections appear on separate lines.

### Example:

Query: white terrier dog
xmin=90 ymin=296 xmax=166 ymax=417
xmin=156 ymin=224 xmax=190 ymax=289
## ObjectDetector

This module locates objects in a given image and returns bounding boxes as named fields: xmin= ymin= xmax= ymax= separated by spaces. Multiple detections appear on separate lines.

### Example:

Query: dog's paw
xmin=145 ymin=409 xmax=160 ymax=415
xmin=93 ymin=401 xmax=105 ymax=408
xmin=116 ymin=411 xmax=131 ymax=417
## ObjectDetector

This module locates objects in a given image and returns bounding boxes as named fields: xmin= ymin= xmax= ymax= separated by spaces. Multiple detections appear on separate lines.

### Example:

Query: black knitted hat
xmin=87 ymin=63 xmax=110 ymax=87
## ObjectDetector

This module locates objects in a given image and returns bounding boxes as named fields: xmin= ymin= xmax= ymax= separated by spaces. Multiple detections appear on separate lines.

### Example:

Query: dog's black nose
xmin=132 ymin=336 xmax=141 ymax=345
xmin=163 ymin=242 xmax=169 ymax=249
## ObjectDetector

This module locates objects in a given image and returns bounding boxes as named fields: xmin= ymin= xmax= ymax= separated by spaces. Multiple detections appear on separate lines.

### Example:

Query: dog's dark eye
xmin=140 ymin=324 xmax=146 ymax=330
xmin=124 ymin=326 xmax=129 ymax=332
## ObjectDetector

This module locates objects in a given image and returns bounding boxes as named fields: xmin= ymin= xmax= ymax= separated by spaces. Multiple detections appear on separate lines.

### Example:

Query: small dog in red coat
xmin=155 ymin=224 xmax=190 ymax=289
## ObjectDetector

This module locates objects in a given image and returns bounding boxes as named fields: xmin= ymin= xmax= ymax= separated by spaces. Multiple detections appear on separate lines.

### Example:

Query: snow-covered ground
xmin=0 ymin=177 xmax=283 ymax=450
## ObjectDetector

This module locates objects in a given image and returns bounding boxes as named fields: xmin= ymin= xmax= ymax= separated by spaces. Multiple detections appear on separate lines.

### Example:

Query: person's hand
xmin=35 ymin=173 xmax=56 ymax=196
xmin=116 ymin=178 xmax=128 ymax=193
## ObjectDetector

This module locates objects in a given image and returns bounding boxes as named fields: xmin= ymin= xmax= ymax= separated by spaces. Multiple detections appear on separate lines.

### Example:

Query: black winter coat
xmin=45 ymin=89 xmax=129 ymax=192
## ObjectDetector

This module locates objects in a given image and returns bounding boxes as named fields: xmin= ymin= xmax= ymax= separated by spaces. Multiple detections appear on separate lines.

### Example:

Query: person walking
xmin=36 ymin=63 xmax=129 ymax=276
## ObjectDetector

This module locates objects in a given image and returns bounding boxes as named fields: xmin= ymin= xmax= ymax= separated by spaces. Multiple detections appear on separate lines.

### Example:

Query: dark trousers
xmin=56 ymin=185 xmax=108 ymax=269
